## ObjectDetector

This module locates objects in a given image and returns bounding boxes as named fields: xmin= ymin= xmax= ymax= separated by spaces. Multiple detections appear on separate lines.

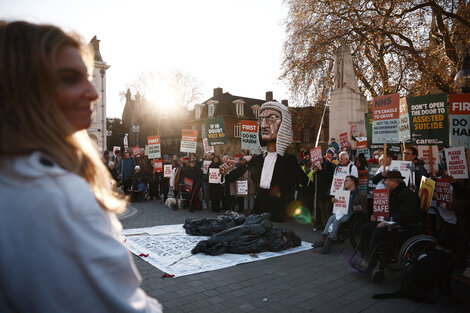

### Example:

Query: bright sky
xmin=1 ymin=0 xmax=290 ymax=118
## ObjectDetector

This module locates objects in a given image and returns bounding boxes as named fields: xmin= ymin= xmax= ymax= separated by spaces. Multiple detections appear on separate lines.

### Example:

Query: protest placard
xmin=373 ymin=189 xmax=389 ymax=221
xmin=202 ymin=160 xmax=211 ymax=175
xmin=350 ymin=125 xmax=357 ymax=135
xmin=330 ymin=176 xmax=345 ymax=196
xmin=113 ymin=146 xmax=121 ymax=156
xmin=123 ymin=133 xmax=129 ymax=151
xmin=236 ymin=180 xmax=248 ymax=196
xmin=333 ymin=190 xmax=350 ymax=215
xmin=309 ymin=146 xmax=323 ymax=167
xmin=390 ymin=160 xmax=412 ymax=186
xmin=208 ymin=168 xmax=220 ymax=184
xmin=180 ymin=129 xmax=198 ymax=153
xmin=449 ymin=93 xmax=470 ymax=148
xmin=153 ymin=159 xmax=163 ymax=173
xmin=241 ymin=120 xmax=259 ymax=153
xmin=418 ymin=177 xmax=435 ymax=211
xmin=408 ymin=93 xmax=449 ymax=146
xmin=399 ymin=97 xmax=411 ymax=142
xmin=358 ymin=169 xmax=368 ymax=194
xmin=356 ymin=140 xmax=368 ymax=150
xmin=163 ymin=164 xmax=172 ymax=178
xmin=444 ymin=147 xmax=469 ymax=179
xmin=206 ymin=117 xmax=226 ymax=145
xmin=417 ymin=146 xmax=439 ymax=172
xmin=435 ymin=178 xmax=451 ymax=210
xmin=132 ymin=146 xmax=142 ymax=157
xmin=339 ymin=132 xmax=349 ymax=150
xmin=147 ymin=135 xmax=161 ymax=159
xmin=372 ymin=93 xmax=400 ymax=144
xmin=203 ymin=138 xmax=214 ymax=154
xmin=368 ymin=164 xmax=380 ymax=198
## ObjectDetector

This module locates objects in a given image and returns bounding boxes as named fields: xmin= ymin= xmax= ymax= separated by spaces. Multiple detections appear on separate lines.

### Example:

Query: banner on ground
xmin=241 ymin=120 xmax=259 ymax=153
xmin=163 ymin=164 xmax=172 ymax=178
xmin=208 ymin=168 xmax=220 ymax=184
xmin=309 ymin=146 xmax=323 ymax=167
xmin=417 ymin=146 xmax=439 ymax=172
xmin=435 ymin=178 xmax=451 ymax=210
xmin=153 ymin=159 xmax=162 ymax=173
xmin=206 ymin=117 xmax=226 ymax=145
xmin=399 ymin=97 xmax=411 ymax=142
xmin=408 ymin=93 xmax=449 ymax=146
xmin=147 ymin=135 xmax=161 ymax=159
xmin=236 ymin=180 xmax=248 ymax=196
xmin=339 ymin=132 xmax=349 ymax=150
xmin=333 ymin=190 xmax=350 ymax=215
xmin=202 ymin=160 xmax=211 ymax=174
xmin=373 ymin=189 xmax=389 ymax=221
xmin=203 ymin=138 xmax=214 ymax=154
xmin=444 ymin=147 xmax=469 ymax=179
xmin=390 ymin=160 xmax=412 ymax=186
xmin=180 ymin=129 xmax=198 ymax=153
xmin=449 ymin=94 xmax=470 ymax=148
xmin=372 ymin=93 xmax=400 ymax=144
xmin=418 ymin=177 xmax=435 ymax=211
xmin=330 ymin=176 xmax=346 ymax=196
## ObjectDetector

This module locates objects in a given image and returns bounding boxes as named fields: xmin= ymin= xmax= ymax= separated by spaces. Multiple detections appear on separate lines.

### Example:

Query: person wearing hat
xmin=354 ymin=170 xmax=423 ymax=271
xmin=371 ymin=152 xmax=396 ymax=189
xmin=328 ymin=138 xmax=340 ymax=155
xmin=220 ymin=101 xmax=309 ymax=222
xmin=107 ymin=161 xmax=119 ymax=182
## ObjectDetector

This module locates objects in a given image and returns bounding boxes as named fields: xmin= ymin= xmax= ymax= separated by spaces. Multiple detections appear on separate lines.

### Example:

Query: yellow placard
xmin=418 ymin=176 xmax=435 ymax=211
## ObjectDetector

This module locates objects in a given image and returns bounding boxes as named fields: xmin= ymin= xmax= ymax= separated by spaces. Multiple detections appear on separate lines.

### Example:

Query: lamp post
xmin=131 ymin=125 xmax=140 ymax=147
xmin=455 ymin=49 xmax=470 ymax=93
xmin=105 ymin=130 xmax=112 ymax=151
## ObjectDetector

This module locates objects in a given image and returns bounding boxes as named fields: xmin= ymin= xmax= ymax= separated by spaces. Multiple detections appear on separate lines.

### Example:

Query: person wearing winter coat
xmin=117 ymin=150 xmax=136 ymax=194
xmin=404 ymin=146 xmax=429 ymax=191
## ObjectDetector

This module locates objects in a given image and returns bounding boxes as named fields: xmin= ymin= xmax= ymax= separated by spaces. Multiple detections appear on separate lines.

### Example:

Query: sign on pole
xmin=449 ymin=93 xmax=470 ymax=147
xmin=123 ymin=133 xmax=129 ymax=151
xmin=339 ymin=132 xmax=349 ymax=150
xmin=373 ymin=189 xmax=389 ymax=221
xmin=113 ymin=146 xmax=121 ymax=155
xmin=309 ymin=146 xmax=323 ymax=167
xmin=241 ymin=120 xmax=259 ymax=153
xmin=417 ymin=146 xmax=439 ymax=172
xmin=444 ymin=147 xmax=469 ymax=179
xmin=180 ymin=129 xmax=198 ymax=153
xmin=408 ymin=93 xmax=449 ymax=146
xmin=206 ymin=117 xmax=226 ymax=146
xmin=147 ymin=135 xmax=161 ymax=159
xmin=203 ymin=138 xmax=215 ymax=154
xmin=399 ymin=97 xmax=411 ymax=142
xmin=372 ymin=93 xmax=400 ymax=143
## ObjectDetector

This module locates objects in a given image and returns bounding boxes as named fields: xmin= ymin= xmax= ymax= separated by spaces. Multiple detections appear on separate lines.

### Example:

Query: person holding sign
xmin=220 ymin=101 xmax=309 ymax=222
xmin=208 ymin=156 xmax=224 ymax=212
xmin=355 ymin=171 xmax=423 ymax=272
xmin=313 ymin=176 xmax=367 ymax=254
xmin=0 ymin=21 xmax=162 ymax=312
xmin=403 ymin=147 xmax=429 ymax=191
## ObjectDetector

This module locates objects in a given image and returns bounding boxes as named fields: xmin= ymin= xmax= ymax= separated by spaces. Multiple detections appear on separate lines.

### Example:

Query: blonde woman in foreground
xmin=0 ymin=21 xmax=162 ymax=312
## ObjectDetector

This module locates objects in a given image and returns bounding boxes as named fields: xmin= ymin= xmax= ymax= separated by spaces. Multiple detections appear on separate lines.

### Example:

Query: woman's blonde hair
xmin=0 ymin=21 xmax=126 ymax=213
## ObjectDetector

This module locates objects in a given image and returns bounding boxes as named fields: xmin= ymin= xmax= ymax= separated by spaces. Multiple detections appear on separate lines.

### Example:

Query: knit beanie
xmin=258 ymin=101 xmax=292 ymax=156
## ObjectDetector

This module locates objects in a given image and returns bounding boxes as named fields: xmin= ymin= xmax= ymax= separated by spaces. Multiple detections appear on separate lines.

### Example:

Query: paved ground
xmin=119 ymin=199 xmax=469 ymax=313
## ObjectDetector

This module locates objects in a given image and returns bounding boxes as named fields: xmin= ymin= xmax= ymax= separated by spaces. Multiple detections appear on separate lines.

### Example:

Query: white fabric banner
xmin=122 ymin=224 xmax=312 ymax=277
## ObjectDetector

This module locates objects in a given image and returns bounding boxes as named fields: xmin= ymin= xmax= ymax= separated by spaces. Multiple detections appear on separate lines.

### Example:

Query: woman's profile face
xmin=55 ymin=46 xmax=98 ymax=130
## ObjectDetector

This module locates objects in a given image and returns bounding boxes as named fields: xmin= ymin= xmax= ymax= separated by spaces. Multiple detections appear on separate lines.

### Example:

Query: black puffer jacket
xmin=389 ymin=181 xmax=423 ymax=225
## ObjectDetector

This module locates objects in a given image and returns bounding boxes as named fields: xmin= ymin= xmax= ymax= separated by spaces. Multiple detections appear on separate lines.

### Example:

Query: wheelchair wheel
xmin=349 ymin=218 xmax=363 ymax=248
xmin=336 ymin=221 xmax=350 ymax=244
xmin=398 ymin=234 xmax=437 ymax=270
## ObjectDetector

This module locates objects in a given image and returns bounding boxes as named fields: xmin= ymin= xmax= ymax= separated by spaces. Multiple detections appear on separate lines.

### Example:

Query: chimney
xmin=266 ymin=91 xmax=273 ymax=101
xmin=213 ymin=87 xmax=223 ymax=97
xmin=282 ymin=100 xmax=289 ymax=107
xmin=90 ymin=35 xmax=100 ymax=52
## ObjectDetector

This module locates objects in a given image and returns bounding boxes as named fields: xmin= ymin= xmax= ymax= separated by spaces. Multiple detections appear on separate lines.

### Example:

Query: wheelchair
xmin=336 ymin=212 xmax=367 ymax=249
xmin=350 ymin=222 xmax=437 ymax=283
xmin=129 ymin=179 xmax=149 ymax=202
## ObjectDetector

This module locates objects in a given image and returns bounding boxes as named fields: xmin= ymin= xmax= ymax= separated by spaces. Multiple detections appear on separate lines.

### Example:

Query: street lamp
xmin=131 ymin=125 xmax=140 ymax=146
xmin=106 ymin=130 xmax=112 ymax=151
xmin=455 ymin=49 xmax=470 ymax=93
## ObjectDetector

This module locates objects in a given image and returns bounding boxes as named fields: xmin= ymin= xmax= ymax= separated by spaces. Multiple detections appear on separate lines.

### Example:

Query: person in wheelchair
xmin=313 ymin=175 xmax=367 ymax=253
xmin=129 ymin=165 xmax=147 ymax=200
xmin=353 ymin=170 xmax=424 ymax=272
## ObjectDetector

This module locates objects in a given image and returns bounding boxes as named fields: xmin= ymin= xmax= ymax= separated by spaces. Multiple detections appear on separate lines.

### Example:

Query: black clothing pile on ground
xmin=183 ymin=215 xmax=247 ymax=236
xmin=189 ymin=213 xmax=302 ymax=256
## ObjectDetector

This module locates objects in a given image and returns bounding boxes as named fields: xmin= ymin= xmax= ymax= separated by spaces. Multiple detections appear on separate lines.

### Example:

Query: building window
xmin=236 ymin=103 xmax=244 ymax=116
xmin=202 ymin=124 xmax=206 ymax=139
xmin=303 ymin=129 xmax=311 ymax=143
xmin=208 ymin=103 xmax=215 ymax=117
xmin=192 ymin=125 xmax=197 ymax=130
xmin=254 ymin=107 xmax=259 ymax=119
xmin=234 ymin=123 xmax=241 ymax=138
xmin=195 ymin=105 xmax=201 ymax=119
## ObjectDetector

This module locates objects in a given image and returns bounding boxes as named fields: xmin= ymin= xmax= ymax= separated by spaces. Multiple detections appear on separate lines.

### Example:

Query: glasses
xmin=403 ymin=152 xmax=412 ymax=155
xmin=259 ymin=114 xmax=280 ymax=125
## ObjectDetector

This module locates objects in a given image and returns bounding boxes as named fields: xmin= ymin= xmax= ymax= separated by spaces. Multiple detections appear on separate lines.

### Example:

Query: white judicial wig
xmin=258 ymin=101 xmax=292 ymax=156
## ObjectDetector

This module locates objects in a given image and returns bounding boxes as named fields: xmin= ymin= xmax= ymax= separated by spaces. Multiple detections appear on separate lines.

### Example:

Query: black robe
xmin=225 ymin=153 xmax=308 ymax=222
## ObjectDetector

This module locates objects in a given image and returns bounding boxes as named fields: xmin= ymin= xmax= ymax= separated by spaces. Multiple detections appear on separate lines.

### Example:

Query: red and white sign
xmin=163 ymin=164 xmax=172 ymax=178
xmin=356 ymin=140 xmax=367 ymax=150
xmin=445 ymin=147 xmax=469 ymax=179
xmin=417 ymin=146 xmax=439 ymax=172
xmin=350 ymin=125 xmax=357 ymax=134
xmin=147 ymin=135 xmax=161 ymax=159
xmin=180 ymin=129 xmax=198 ymax=153
xmin=339 ymin=132 xmax=349 ymax=150
xmin=435 ymin=178 xmax=451 ymax=210
xmin=373 ymin=189 xmax=389 ymax=221
xmin=202 ymin=160 xmax=211 ymax=174
xmin=330 ymin=176 xmax=345 ymax=196
xmin=203 ymin=138 xmax=214 ymax=154
xmin=208 ymin=168 xmax=220 ymax=184
xmin=309 ymin=146 xmax=323 ymax=167
xmin=153 ymin=159 xmax=163 ymax=173
xmin=333 ymin=190 xmax=350 ymax=215
xmin=132 ymin=146 xmax=142 ymax=157
xmin=241 ymin=120 xmax=258 ymax=132
xmin=113 ymin=146 xmax=121 ymax=155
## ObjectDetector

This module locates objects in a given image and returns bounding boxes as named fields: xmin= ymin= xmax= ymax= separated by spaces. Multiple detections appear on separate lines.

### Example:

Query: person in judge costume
xmin=220 ymin=101 xmax=308 ymax=222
